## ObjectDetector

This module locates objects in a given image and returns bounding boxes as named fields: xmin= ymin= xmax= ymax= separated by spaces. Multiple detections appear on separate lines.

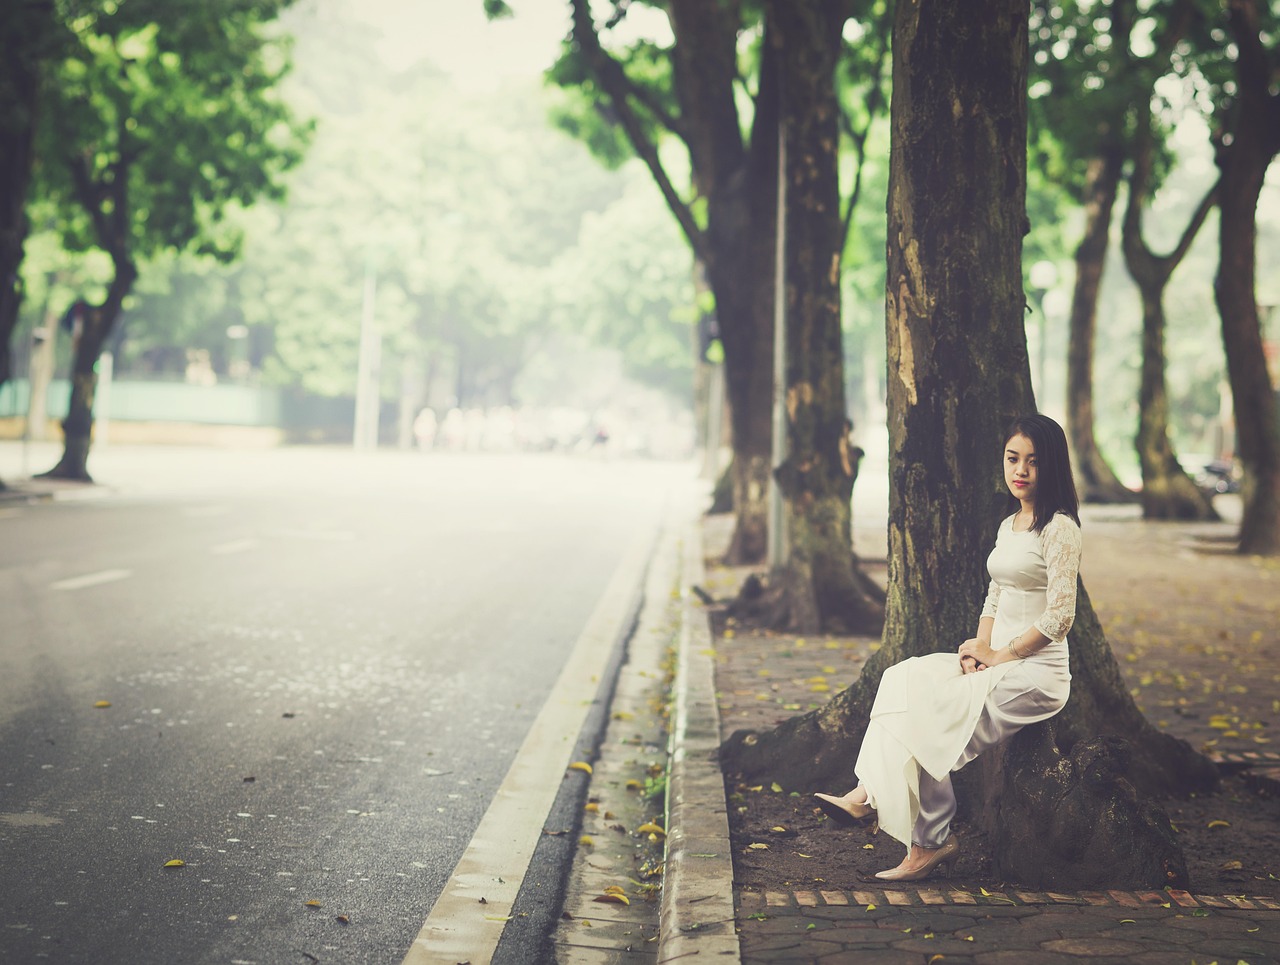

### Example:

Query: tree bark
xmin=41 ymin=151 xmax=138 ymax=481
xmin=0 ymin=0 xmax=51 ymax=403
xmin=721 ymin=0 xmax=1215 ymax=889
xmin=1213 ymin=0 xmax=1280 ymax=556
xmin=1121 ymin=119 xmax=1219 ymax=521
xmin=735 ymin=0 xmax=883 ymax=635
xmin=1066 ymin=148 xmax=1137 ymax=504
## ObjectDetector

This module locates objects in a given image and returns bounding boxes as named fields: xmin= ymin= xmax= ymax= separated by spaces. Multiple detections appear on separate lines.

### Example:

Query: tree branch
xmin=569 ymin=0 xmax=704 ymax=256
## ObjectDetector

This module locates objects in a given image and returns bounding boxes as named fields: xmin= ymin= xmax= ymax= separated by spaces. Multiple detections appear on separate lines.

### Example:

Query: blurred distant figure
xmin=413 ymin=407 xmax=437 ymax=451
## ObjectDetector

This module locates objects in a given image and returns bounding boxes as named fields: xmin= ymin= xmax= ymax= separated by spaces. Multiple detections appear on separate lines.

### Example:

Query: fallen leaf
xmin=335 ymin=915 xmax=350 ymax=925
xmin=796 ymin=853 xmax=813 ymax=858
xmin=636 ymin=822 xmax=665 ymax=836
xmin=862 ymin=844 xmax=874 ymax=850
xmin=625 ymin=780 xmax=643 ymax=791
xmin=569 ymin=762 xmax=593 ymax=775
xmin=770 ymin=782 xmax=783 ymax=793
xmin=304 ymin=900 xmax=321 ymax=908
xmin=584 ymin=803 xmax=599 ymax=814
xmin=580 ymin=835 xmax=594 ymax=847
xmin=593 ymin=893 xmax=630 ymax=905
xmin=484 ymin=914 xmax=513 ymax=922
xmin=163 ymin=859 xmax=185 ymax=868
xmin=94 ymin=701 xmax=112 ymax=709
xmin=771 ymin=826 xmax=787 ymax=832
xmin=928 ymin=956 xmax=943 ymax=964
xmin=1119 ymin=919 xmax=1136 ymax=924
xmin=865 ymin=903 xmax=876 ymax=912
xmin=1207 ymin=819 xmax=1230 ymax=829
xmin=1220 ymin=859 xmax=1243 ymax=871
xmin=747 ymin=843 xmax=769 ymax=850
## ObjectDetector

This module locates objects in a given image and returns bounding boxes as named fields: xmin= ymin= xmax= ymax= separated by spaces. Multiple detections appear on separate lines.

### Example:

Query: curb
xmin=659 ymin=519 xmax=741 ymax=962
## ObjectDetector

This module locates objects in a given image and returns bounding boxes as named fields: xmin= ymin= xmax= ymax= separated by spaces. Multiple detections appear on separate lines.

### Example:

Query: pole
xmin=767 ymin=119 xmax=789 ymax=571
xmin=353 ymin=257 xmax=381 ymax=451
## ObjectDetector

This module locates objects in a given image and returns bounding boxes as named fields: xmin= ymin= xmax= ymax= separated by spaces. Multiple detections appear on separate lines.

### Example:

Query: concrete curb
xmin=659 ymin=519 xmax=741 ymax=962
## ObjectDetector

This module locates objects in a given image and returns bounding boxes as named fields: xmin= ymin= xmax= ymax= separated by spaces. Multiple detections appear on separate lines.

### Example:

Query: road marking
xmin=402 ymin=526 xmax=654 ymax=965
xmin=211 ymin=538 xmax=258 ymax=555
xmin=51 ymin=569 xmax=132 ymax=591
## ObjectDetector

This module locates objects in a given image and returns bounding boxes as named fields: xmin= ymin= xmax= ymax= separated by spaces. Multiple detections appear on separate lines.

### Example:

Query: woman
xmin=814 ymin=413 xmax=1083 ymax=881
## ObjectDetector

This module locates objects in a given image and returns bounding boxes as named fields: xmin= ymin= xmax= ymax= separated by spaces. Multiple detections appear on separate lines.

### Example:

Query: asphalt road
xmin=0 ymin=445 xmax=687 ymax=964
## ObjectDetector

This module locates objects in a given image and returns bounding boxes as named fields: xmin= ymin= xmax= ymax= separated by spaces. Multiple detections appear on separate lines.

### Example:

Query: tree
xmin=1120 ymin=106 xmax=1219 ymax=520
xmin=747 ymin=0 xmax=884 ymax=633
xmin=34 ymin=0 xmax=306 ymax=480
xmin=721 ymin=0 xmax=1215 ymax=888
xmin=1209 ymin=0 xmax=1280 ymax=554
xmin=0 ymin=1 xmax=56 ymax=426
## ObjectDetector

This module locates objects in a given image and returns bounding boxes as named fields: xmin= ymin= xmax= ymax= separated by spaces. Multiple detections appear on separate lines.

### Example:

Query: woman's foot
xmin=874 ymin=835 xmax=960 ymax=881
xmin=813 ymin=790 xmax=875 ymax=827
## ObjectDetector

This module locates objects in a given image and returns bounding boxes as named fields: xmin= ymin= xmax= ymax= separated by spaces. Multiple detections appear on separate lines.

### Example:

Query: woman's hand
xmin=958 ymin=637 xmax=996 ymax=672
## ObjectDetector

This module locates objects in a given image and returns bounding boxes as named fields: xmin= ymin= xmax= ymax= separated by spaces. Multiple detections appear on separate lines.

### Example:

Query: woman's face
xmin=1004 ymin=433 xmax=1037 ymax=505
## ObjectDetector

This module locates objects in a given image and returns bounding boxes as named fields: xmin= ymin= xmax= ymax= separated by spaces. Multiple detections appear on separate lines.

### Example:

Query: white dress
xmin=854 ymin=512 xmax=1082 ymax=847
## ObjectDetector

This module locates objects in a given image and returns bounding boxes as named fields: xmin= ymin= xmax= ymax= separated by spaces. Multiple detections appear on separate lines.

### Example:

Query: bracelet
xmin=1009 ymin=637 xmax=1026 ymax=659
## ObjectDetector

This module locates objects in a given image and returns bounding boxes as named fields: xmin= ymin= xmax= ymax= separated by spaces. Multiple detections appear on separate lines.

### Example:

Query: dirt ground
xmin=706 ymin=502 xmax=1280 ymax=898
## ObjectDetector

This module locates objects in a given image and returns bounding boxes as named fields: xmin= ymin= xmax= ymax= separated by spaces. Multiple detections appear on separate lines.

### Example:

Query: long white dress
xmin=853 ymin=512 xmax=1083 ymax=848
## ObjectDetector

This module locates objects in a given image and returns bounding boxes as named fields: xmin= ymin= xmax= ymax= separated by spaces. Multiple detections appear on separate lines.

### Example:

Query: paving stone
xmin=810 ymin=949 xmax=933 ymax=964
xmin=973 ymin=953 xmax=1099 ymax=965
xmin=1041 ymin=936 xmax=1150 ymax=955
xmin=891 ymin=934 xmax=989 ymax=956
xmin=1188 ymin=936 xmax=1280 ymax=959
xmin=785 ymin=905 xmax=877 ymax=922
xmin=1095 ymin=922 xmax=1199 ymax=945
xmin=802 ymin=925 xmax=894 ymax=945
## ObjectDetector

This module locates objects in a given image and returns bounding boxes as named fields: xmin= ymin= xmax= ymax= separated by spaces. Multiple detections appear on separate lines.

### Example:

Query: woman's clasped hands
xmin=957 ymin=637 xmax=994 ymax=674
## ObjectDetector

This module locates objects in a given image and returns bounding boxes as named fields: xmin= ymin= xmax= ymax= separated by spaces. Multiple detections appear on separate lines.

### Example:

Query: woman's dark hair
xmin=1004 ymin=413 xmax=1080 ymax=532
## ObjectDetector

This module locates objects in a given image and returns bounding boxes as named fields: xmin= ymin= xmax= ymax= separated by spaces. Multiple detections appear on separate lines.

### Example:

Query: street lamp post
xmin=1029 ymin=260 xmax=1058 ymax=403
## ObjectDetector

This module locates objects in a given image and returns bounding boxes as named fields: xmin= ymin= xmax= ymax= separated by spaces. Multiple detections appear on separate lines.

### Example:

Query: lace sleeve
xmin=1034 ymin=514 xmax=1083 ymax=641
xmin=980 ymin=579 xmax=1001 ymax=620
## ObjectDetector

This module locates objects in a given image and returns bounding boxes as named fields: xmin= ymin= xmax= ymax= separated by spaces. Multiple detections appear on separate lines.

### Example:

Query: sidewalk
xmin=660 ymin=493 xmax=1280 ymax=964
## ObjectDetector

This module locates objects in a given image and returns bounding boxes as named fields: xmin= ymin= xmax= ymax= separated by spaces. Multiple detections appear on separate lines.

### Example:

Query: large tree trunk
xmin=1213 ymin=0 xmax=1280 ymax=556
xmin=0 ymin=0 xmax=49 ymax=408
xmin=735 ymin=0 xmax=883 ymax=635
xmin=721 ymin=0 xmax=1215 ymax=890
xmin=1066 ymin=148 xmax=1137 ymax=504
xmin=1121 ymin=120 xmax=1219 ymax=521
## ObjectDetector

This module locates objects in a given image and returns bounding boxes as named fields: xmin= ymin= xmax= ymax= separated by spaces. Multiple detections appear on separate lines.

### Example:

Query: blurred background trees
xmin=1 ymin=0 xmax=1277 ymax=551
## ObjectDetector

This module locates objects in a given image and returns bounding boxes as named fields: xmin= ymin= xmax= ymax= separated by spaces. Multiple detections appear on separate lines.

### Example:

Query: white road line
xmin=211 ymin=538 xmax=258 ymax=555
xmin=50 ymin=569 xmax=132 ymax=591
xmin=401 ymin=525 xmax=655 ymax=965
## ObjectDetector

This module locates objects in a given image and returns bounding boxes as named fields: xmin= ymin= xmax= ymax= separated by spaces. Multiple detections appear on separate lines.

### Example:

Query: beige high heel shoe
xmin=874 ymin=834 xmax=961 ymax=881
xmin=813 ymin=792 xmax=875 ymax=827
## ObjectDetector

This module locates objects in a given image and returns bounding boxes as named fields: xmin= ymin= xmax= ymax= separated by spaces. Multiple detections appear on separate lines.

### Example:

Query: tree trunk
xmin=0 ymin=0 xmax=49 ymax=402
xmin=1134 ymin=290 xmax=1219 ymax=520
xmin=1066 ymin=149 xmax=1137 ymax=504
xmin=736 ymin=0 xmax=883 ymax=635
xmin=1213 ymin=0 xmax=1280 ymax=556
xmin=721 ymin=0 xmax=1215 ymax=889
xmin=1120 ymin=121 xmax=1219 ymax=522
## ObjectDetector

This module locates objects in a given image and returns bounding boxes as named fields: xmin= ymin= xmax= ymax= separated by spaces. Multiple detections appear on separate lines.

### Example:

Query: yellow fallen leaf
xmin=928 ymin=955 xmax=944 ymax=964
xmin=1220 ymin=859 xmax=1243 ymax=870
xmin=747 ymin=785 xmax=763 ymax=792
xmin=636 ymin=822 xmax=665 ymax=835
xmin=810 ymin=684 xmax=830 ymax=693
xmin=593 ymin=892 xmax=630 ymax=905
xmin=604 ymin=885 xmax=627 ymax=896
xmin=770 ymin=782 xmax=783 ymax=793
xmin=797 ymin=853 xmax=813 ymax=858
xmin=335 ymin=915 xmax=350 ymax=925
xmin=625 ymin=779 xmax=643 ymax=790
xmin=580 ymin=835 xmax=594 ymax=847
xmin=748 ymin=843 xmax=769 ymax=850
xmin=94 ymin=701 xmax=112 ymax=709
xmin=163 ymin=859 xmax=185 ymax=868
xmin=1207 ymin=820 xmax=1230 ymax=829
xmin=862 ymin=844 xmax=874 ymax=850
xmin=584 ymin=803 xmax=599 ymax=813
xmin=569 ymin=761 xmax=593 ymax=775
xmin=484 ymin=914 xmax=513 ymax=921
xmin=611 ymin=711 xmax=634 ymax=721
xmin=865 ymin=903 xmax=876 ymax=912
xmin=304 ymin=900 xmax=322 ymax=908
xmin=771 ymin=826 xmax=787 ymax=832
xmin=1119 ymin=919 xmax=1136 ymax=924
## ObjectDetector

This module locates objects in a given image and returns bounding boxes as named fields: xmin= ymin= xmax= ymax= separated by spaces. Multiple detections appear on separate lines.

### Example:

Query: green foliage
xmin=37 ymin=0 xmax=310 ymax=264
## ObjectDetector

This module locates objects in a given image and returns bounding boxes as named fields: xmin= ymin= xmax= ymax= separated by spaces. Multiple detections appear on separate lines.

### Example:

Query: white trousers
xmin=857 ymin=669 xmax=1064 ymax=849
